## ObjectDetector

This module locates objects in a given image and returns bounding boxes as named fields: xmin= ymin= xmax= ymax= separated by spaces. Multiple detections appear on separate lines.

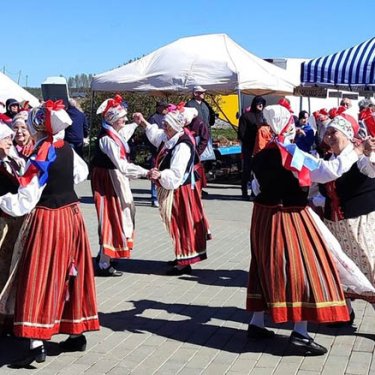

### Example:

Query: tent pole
xmin=238 ymin=89 xmax=242 ymax=119
xmin=88 ymin=90 xmax=95 ymax=162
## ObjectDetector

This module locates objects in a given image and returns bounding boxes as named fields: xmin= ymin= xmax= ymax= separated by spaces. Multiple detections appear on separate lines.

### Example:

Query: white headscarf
xmin=164 ymin=111 xmax=185 ymax=132
xmin=263 ymin=105 xmax=295 ymax=143
xmin=181 ymin=108 xmax=198 ymax=126
xmin=0 ymin=125 xmax=14 ymax=140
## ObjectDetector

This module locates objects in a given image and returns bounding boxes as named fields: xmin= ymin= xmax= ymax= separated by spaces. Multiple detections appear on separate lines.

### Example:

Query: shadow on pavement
xmin=111 ymin=259 xmax=248 ymax=287
xmin=98 ymin=299 xmax=326 ymax=356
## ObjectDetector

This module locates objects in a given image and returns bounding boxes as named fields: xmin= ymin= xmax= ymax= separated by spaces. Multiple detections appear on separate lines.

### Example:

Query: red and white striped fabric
xmin=91 ymin=167 xmax=134 ymax=258
xmin=246 ymin=203 xmax=350 ymax=324
xmin=159 ymin=184 xmax=208 ymax=266
xmin=13 ymin=204 xmax=99 ymax=339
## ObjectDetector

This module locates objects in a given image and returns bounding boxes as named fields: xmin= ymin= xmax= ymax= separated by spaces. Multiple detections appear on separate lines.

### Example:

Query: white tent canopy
xmin=92 ymin=34 xmax=297 ymax=96
xmin=0 ymin=72 xmax=39 ymax=108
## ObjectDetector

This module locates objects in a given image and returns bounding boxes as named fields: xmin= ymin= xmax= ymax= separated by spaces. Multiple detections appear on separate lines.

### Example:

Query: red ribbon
xmin=360 ymin=108 xmax=375 ymax=137
xmin=325 ymin=180 xmax=344 ymax=221
xmin=328 ymin=106 xmax=346 ymax=119
xmin=103 ymin=94 xmax=123 ymax=116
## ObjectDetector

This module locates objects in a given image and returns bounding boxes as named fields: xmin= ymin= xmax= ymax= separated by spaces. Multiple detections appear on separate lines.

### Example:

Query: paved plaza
xmin=0 ymin=178 xmax=374 ymax=374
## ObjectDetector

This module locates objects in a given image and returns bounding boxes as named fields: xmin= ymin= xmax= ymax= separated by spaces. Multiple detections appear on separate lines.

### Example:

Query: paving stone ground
xmin=0 ymin=179 xmax=374 ymax=374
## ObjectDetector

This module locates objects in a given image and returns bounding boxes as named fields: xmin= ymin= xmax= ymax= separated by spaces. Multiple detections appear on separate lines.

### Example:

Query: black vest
xmin=157 ymin=134 xmax=199 ymax=186
xmin=0 ymin=162 xmax=19 ymax=196
xmin=37 ymin=142 xmax=78 ymax=209
xmin=252 ymin=145 xmax=309 ymax=207
xmin=91 ymin=130 xmax=119 ymax=170
xmin=320 ymin=163 xmax=375 ymax=220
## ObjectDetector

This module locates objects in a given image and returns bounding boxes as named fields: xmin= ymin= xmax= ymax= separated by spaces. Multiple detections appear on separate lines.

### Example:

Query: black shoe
xmin=166 ymin=265 xmax=192 ymax=276
xmin=167 ymin=259 xmax=177 ymax=266
xmin=326 ymin=310 xmax=355 ymax=328
xmin=96 ymin=266 xmax=123 ymax=277
xmin=289 ymin=331 xmax=327 ymax=356
xmin=247 ymin=324 xmax=275 ymax=339
xmin=201 ymin=190 xmax=209 ymax=197
xmin=59 ymin=335 xmax=87 ymax=352
xmin=9 ymin=345 xmax=46 ymax=368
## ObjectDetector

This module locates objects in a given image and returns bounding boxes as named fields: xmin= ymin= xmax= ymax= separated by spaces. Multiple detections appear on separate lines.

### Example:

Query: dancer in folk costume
xmin=318 ymin=113 xmax=375 ymax=324
xmin=246 ymin=105 xmax=366 ymax=355
xmin=0 ymin=124 xmax=25 ymax=334
xmin=91 ymin=95 xmax=149 ymax=277
xmin=134 ymin=110 xmax=210 ymax=275
xmin=0 ymin=101 xmax=99 ymax=367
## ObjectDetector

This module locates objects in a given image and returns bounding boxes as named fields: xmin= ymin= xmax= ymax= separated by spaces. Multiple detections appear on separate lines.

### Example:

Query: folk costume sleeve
xmin=310 ymin=145 xmax=359 ymax=184
xmin=356 ymin=155 xmax=375 ymax=178
xmin=73 ymin=150 xmax=89 ymax=184
xmin=118 ymin=122 xmax=138 ymax=142
xmin=99 ymin=136 xmax=148 ymax=179
xmin=0 ymin=175 xmax=44 ymax=217
xmin=159 ymin=143 xmax=191 ymax=190
xmin=145 ymin=123 xmax=165 ymax=148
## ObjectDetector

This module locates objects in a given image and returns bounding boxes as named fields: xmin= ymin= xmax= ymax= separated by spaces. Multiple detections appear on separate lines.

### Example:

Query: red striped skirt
xmin=161 ymin=184 xmax=208 ymax=266
xmin=91 ymin=167 xmax=134 ymax=258
xmin=13 ymin=204 xmax=100 ymax=340
xmin=246 ymin=203 xmax=349 ymax=324
xmin=195 ymin=162 xmax=207 ymax=190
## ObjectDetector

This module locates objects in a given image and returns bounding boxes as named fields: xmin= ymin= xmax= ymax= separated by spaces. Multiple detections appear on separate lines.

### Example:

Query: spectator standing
xmin=186 ymin=86 xmax=216 ymax=193
xmin=340 ymin=97 xmax=352 ymax=109
xmin=0 ymin=99 xmax=20 ymax=125
xmin=295 ymin=110 xmax=315 ymax=153
xmin=237 ymin=96 xmax=266 ymax=199
xmin=64 ymin=99 xmax=89 ymax=158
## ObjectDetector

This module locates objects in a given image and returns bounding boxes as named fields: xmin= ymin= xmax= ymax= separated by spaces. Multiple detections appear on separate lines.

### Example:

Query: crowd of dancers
xmin=0 ymin=91 xmax=375 ymax=366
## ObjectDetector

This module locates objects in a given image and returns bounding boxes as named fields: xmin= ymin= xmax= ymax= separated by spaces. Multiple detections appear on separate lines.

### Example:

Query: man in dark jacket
xmin=64 ymin=99 xmax=89 ymax=157
xmin=237 ymin=96 xmax=266 ymax=199
xmin=0 ymin=99 xmax=20 ymax=125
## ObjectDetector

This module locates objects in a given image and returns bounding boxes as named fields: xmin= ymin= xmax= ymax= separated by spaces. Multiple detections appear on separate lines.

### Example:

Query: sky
xmin=2 ymin=0 xmax=375 ymax=88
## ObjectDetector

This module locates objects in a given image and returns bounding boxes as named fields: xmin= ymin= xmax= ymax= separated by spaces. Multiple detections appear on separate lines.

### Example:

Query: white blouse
xmin=99 ymin=123 xmax=148 ymax=179
xmin=310 ymin=144 xmax=360 ymax=183
xmin=0 ymin=145 xmax=88 ymax=217
xmin=145 ymin=123 xmax=191 ymax=190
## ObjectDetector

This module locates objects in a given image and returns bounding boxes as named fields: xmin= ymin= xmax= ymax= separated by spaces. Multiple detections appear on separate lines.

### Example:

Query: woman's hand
xmin=149 ymin=167 xmax=161 ymax=181
xmin=133 ymin=112 xmax=146 ymax=128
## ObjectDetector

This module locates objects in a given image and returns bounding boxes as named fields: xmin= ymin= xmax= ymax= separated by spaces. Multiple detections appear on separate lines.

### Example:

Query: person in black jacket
xmin=237 ymin=96 xmax=266 ymax=199
xmin=64 ymin=99 xmax=89 ymax=158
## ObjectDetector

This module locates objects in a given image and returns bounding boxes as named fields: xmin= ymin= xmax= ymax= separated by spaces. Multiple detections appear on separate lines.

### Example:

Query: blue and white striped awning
xmin=301 ymin=37 xmax=375 ymax=90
